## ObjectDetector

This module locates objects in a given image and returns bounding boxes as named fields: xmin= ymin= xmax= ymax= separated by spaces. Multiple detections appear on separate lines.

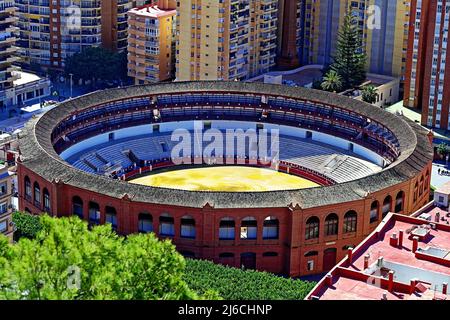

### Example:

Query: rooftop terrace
xmin=307 ymin=213 xmax=450 ymax=300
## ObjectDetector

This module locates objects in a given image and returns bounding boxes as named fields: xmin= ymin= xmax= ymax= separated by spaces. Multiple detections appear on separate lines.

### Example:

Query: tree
xmin=12 ymin=211 xmax=42 ymax=241
xmin=361 ymin=85 xmax=378 ymax=104
xmin=64 ymin=47 xmax=128 ymax=87
xmin=437 ymin=142 xmax=449 ymax=156
xmin=321 ymin=70 xmax=343 ymax=93
xmin=0 ymin=215 xmax=204 ymax=300
xmin=330 ymin=13 xmax=367 ymax=90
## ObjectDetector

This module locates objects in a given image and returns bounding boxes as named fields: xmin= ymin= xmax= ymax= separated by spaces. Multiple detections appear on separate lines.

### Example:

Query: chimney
xmin=443 ymin=282 xmax=448 ymax=295
xmin=325 ymin=274 xmax=333 ymax=287
xmin=364 ymin=254 xmax=370 ymax=269
xmin=398 ymin=230 xmax=404 ymax=248
xmin=410 ymin=279 xmax=417 ymax=295
xmin=347 ymin=247 xmax=353 ymax=264
xmin=389 ymin=232 xmax=398 ymax=247
xmin=388 ymin=270 xmax=394 ymax=292
xmin=412 ymin=236 xmax=419 ymax=253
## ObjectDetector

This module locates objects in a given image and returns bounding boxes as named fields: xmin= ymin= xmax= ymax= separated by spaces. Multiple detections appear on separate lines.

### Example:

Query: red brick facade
xmin=17 ymin=161 xmax=431 ymax=277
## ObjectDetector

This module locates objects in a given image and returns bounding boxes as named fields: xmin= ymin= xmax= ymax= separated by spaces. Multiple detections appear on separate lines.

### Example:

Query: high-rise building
xmin=0 ymin=163 xmax=14 ymax=242
xmin=175 ymin=0 xmax=278 ymax=81
xmin=0 ymin=0 xmax=20 ymax=110
xmin=277 ymin=0 xmax=301 ymax=68
xmin=300 ymin=0 xmax=410 ymax=78
xmin=127 ymin=4 xmax=176 ymax=84
xmin=16 ymin=0 xmax=144 ymax=70
xmin=404 ymin=0 xmax=450 ymax=130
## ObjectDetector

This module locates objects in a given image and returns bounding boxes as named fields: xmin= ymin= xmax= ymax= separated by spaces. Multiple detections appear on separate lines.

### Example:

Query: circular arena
xmin=17 ymin=81 xmax=433 ymax=277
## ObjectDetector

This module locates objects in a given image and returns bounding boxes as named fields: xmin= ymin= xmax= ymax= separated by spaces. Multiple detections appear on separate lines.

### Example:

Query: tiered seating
xmin=69 ymin=131 xmax=382 ymax=182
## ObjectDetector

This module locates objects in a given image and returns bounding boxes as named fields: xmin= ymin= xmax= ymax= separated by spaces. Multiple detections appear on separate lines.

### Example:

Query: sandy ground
xmin=129 ymin=166 xmax=319 ymax=192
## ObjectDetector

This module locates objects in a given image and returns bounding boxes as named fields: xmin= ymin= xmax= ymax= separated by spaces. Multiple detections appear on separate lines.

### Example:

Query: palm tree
xmin=362 ymin=85 xmax=378 ymax=104
xmin=321 ymin=70 xmax=343 ymax=93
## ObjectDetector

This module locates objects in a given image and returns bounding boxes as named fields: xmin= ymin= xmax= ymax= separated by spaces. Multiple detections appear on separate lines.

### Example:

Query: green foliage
xmin=12 ymin=211 xmax=43 ymax=241
xmin=64 ymin=47 xmax=128 ymax=84
xmin=184 ymin=259 xmax=316 ymax=300
xmin=0 ymin=216 xmax=200 ymax=300
xmin=361 ymin=85 xmax=378 ymax=104
xmin=330 ymin=14 xmax=367 ymax=90
xmin=437 ymin=142 xmax=449 ymax=156
xmin=321 ymin=70 xmax=343 ymax=93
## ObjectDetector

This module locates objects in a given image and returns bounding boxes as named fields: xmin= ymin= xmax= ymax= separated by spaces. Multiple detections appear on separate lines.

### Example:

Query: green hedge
xmin=12 ymin=211 xmax=43 ymax=241
xmin=184 ymin=259 xmax=316 ymax=300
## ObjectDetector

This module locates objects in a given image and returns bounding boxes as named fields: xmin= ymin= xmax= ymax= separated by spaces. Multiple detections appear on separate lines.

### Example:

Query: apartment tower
xmin=0 ymin=0 xmax=20 ymax=109
xmin=404 ymin=0 xmax=450 ymax=129
xmin=127 ymin=3 xmax=176 ymax=84
xmin=176 ymin=0 xmax=278 ymax=81
xmin=300 ymin=0 xmax=411 ymax=78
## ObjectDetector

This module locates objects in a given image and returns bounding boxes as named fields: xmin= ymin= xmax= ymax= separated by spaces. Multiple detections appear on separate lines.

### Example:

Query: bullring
xmin=17 ymin=81 xmax=433 ymax=276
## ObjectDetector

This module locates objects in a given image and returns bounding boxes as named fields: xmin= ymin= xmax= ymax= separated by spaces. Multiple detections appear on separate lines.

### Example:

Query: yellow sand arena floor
xmin=129 ymin=166 xmax=319 ymax=192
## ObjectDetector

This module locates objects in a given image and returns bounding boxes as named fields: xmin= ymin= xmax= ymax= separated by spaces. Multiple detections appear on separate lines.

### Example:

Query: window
xmin=395 ymin=191 xmax=404 ymax=213
xmin=324 ymin=213 xmax=338 ymax=236
xmin=343 ymin=211 xmax=357 ymax=233
xmin=34 ymin=182 xmax=41 ymax=208
xmin=307 ymin=260 xmax=314 ymax=271
xmin=305 ymin=216 xmax=320 ymax=240
xmin=42 ymin=188 xmax=50 ymax=212
xmin=181 ymin=215 xmax=196 ymax=239
xmin=0 ymin=182 xmax=7 ymax=196
xmin=370 ymin=201 xmax=379 ymax=223
xmin=159 ymin=214 xmax=174 ymax=237
xmin=138 ymin=213 xmax=153 ymax=233
xmin=0 ymin=220 xmax=7 ymax=233
xmin=219 ymin=252 xmax=234 ymax=258
xmin=0 ymin=202 xmax=7 ymax=215
xmin=382 ymin=196 xmax=392 ymax=218
xmin=263 ymin=216 xmax=278 ymax=239
xmin=263 ymin=252 xmax=278 ymax=257
xmin=219 ymin=217 xmax=235 ymax=240
xmin=240 ymin=217 xmax=257 ymax=240
xmin=89 ymin=201 xmax=100 ymax=224
xmin=105 ymin=206 xmax=117 ymax=230
xmin=25 ymin=176 xmax=31 ymax=200
xmin=72 ymin=196 xmax=83 ymax=219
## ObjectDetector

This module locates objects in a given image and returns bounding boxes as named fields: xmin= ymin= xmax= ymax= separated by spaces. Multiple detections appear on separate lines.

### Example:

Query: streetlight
xmin=69 ymin=73 xmax=73 ymax=98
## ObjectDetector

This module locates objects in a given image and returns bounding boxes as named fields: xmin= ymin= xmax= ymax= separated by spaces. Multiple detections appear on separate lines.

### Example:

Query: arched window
xmin=343 ymin=211 xmax=357 ymax=233
xmin=159 ymin=213 xmax=175 ymax=237
xmin=88 ymin=201 xmax=100 ymax=224
xmin=382 ymin=195 xmax=392 ymax=218
xmin=33 ymin=182 xmax=40 ymax=208
xmin=72 ymin=196 xmax=83 ymax=219
xmin=419 ymin=176 xmax=424 ymax=196
xmin=395 ymin=191 xmax=405 ymax=213
xmin=219 ymin=217 xmax=235 ymax=240
xmin=324 ymin=213 xmax=338 ymax=236
xmin=43 ymin=188 xmax=50 ymax=212
xmin=240 ymin=216 xmax=257 ymax=240
xmin=180 ymin=215 xmax=196 ymax=239
xmin=263 ymin=216 xmax=279 ymax=240
xmin=138 ymin=213 xmax=153 ymax=233
xmin=413 ymin=181 xmax=418 ymax=202
xmin=24 ymin=176 xmax=31 ymax=200
xmin=305 ymin=216 xmax=320 ymax=240
xmin=105 ymin=206 xmax=117 ymax=230
xmin=370 ymin=201 xmax=379 ymax=223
